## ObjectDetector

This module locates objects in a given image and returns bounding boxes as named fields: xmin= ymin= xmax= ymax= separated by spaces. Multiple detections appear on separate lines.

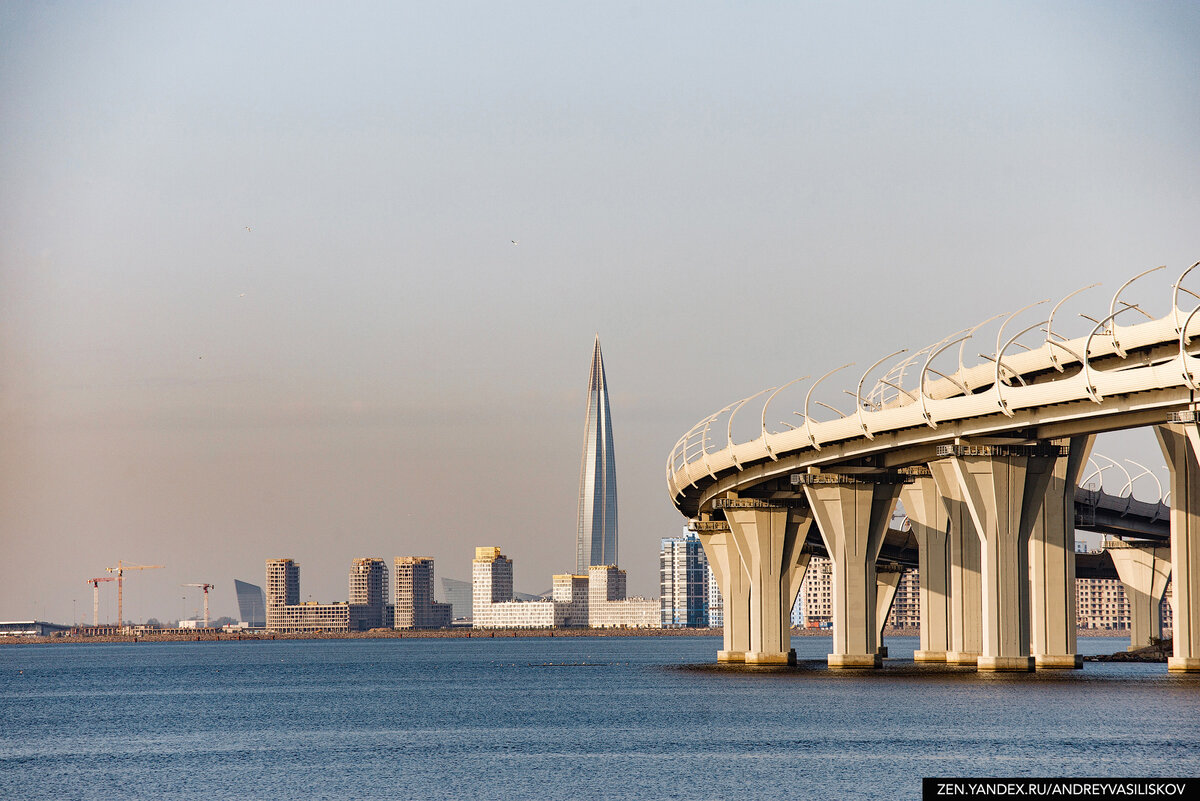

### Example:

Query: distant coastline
xmin=1 ymin=625 xmax=1133 ymax=646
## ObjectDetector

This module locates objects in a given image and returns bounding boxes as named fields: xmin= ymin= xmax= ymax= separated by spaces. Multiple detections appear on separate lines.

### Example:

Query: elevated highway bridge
xmin=667 ymin=263 xmax=1199 ymax=671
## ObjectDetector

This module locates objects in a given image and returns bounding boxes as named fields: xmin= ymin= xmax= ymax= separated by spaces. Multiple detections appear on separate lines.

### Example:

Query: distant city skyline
xmin=2 ymin=2 xmax=1199 ymax=623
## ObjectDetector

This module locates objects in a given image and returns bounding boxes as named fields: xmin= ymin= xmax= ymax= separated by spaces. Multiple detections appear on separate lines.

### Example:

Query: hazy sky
xmin=2 ymin=2 xmax=1198 ymax=624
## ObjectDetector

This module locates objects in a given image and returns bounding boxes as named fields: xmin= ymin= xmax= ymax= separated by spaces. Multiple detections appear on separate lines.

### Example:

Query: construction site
xmin=0 ymin=557 xmax=257 ymax=640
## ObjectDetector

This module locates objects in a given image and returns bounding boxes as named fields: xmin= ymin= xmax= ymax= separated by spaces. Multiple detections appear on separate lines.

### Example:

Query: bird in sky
xmin=511 ymin=239 xmax=519 ymax=246
xmin=245 ymin=226 xmax=252 ymax=232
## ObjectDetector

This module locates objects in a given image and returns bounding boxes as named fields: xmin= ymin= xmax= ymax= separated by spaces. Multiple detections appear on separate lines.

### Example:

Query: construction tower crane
xmin=182 ymin=583 xmax=215 ymax=628
xmin=105 ymin=561 xmax=164 ymax=630
xmin=84 ymin=577 xmax=117 ymax=626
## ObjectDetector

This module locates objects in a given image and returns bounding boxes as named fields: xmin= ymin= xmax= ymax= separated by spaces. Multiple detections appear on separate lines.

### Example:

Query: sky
xmin=2 ymin=1 xmax=1198 ymax=625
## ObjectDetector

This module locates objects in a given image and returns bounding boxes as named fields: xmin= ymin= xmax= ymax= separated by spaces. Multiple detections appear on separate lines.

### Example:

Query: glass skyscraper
xmin=233 ymin=579 xmax=266 ymax=628
xmin=575 ymin=336 xmax=618 ymax=574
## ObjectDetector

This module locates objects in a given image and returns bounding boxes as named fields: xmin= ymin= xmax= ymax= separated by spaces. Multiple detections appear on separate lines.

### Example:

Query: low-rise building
xmin=0 ymin=621 xmax=71 ymax=637
xmin=271 ymin=601 xmax=351 ymax=633
xmin=471 ymin=547 xmax=659 ymax=629
xmin=589 ymin=564 xmax=660 ymax=628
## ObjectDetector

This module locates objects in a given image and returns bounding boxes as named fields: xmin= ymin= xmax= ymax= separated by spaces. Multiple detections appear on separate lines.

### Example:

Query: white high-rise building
xmin=472 ymin=547 xmax=516 ymax=627
xmin=795 ymin=556 xmax=833 ymax=628
xmin=707 ymin=564 xmax=723 ymax=628
xmin=660 ymin=530 xmax=711 ymax=627
xmin=554 ymin=574 xmax=590 ymax=627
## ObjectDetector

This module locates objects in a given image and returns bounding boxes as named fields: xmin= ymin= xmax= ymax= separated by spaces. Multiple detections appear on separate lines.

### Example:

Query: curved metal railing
xmin=667 ymin=261 xmax=1200 ymax=510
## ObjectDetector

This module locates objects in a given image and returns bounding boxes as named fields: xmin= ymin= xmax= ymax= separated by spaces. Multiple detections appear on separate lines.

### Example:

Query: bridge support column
xmin=938 ymin=443 xmax=1060 ymax=672
xmin=1030 ymin=435 xmax=1092 ymax=669
xmin=901 ymin=475 xmax=951 ymax=662
xmin=799 ymin=471 xmax=907 ymax=669
xmin=717 ymin=499 xmax=812 ymax=665
xmin=1157 ymin=417 xmax=1200 ymax=671
xmin=875 ymin=564 xmax=904 ymax=658
xmin=1107 ymin=541 xmax=1172 ymax=651
xmin=928 ymin=461 xmax=984 ymax=666
xmin=692 ymin=521 xmax=749 ymax=662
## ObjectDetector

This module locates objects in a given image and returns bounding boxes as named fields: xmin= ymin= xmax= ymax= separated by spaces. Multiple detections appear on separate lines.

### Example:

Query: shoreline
xmin=0 ymin=625 xmax=1133 ymax=646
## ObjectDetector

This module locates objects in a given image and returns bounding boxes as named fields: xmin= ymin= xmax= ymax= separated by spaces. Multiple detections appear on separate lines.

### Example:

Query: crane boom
xmin=106 ymin=561 xmax=164 ymax=631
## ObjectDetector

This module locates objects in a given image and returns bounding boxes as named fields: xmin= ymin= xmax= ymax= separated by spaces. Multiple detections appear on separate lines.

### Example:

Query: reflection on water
xmin=1 ymin=636 xmax=1196 ymax=801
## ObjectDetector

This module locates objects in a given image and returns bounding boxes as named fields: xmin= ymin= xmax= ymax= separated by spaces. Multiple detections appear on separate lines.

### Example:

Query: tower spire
xmin=576 ymin=336 xmax=618 ymax=573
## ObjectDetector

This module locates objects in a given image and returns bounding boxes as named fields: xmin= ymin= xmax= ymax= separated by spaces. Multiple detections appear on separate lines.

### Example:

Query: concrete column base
xmin=914 ymin=650 xmax=947 ymax=662
xmin=1167 ymin=657 xmax=1200 ymax=672
xmin=876 ymin=646 xmax=889 ymax=658
xmin=746 ymin=649 xmax=796 ymax=665
xmin=978 ymin=655 xmax=1034 ymax=672
xmin=946 ymin=651 xmax=980 ymax=666
xmin=717 ymin=650 xmax=745 ymax=663
xmin=1035 ymin=654 xmax=1082 ymax=669
xmin=827 ymin=653 xmax=882 ymax=669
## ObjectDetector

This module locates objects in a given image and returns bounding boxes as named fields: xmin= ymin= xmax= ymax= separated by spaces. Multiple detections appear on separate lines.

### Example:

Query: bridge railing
xmin=668 ymin=262 xmax=1200 ymax=505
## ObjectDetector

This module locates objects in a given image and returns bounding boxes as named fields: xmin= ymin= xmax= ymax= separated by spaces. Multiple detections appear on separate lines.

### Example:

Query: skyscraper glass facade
xmin=575 ymin=336 xmax=618 ymax=573
xmin=233 ymin=579 xmax=266 ymax=628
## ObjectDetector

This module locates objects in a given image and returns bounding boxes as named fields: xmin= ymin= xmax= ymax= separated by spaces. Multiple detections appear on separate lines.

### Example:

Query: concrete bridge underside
xmin=670 ymin=264 xmax=1200 ymax=673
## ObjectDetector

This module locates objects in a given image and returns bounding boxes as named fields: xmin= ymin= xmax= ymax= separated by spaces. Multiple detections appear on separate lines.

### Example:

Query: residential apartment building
xmin=659 ymin=531 xmax=710 ymax=627
xmin=472 ymin=547 xmax=558 ymax=628
xmin=707 ymin=564 xmax=724 ymax=628
xmin=348 ymin=558 xmax=388 ymax=630
xmin=793 ymin=555 xmax=833 ymax=628
xmin=394 ymin=557 xmax=453 ymax=629
xmin=472 ymin=547 xmax=514 ymax=626
xmin=1076 ymin=575 xmax=1174 ymax=632
xmin=1076 ymin=575 xmax=1130 ymax=629
xmin=266 ymin=558 xmax=299 ymax=607
xmin=789 ymin=563 xmax=914 ymax=629
xmin=269 ymin=601 xmax=352 ymax=633
xmin=772 ymin=553 xmax=1175 ymax=635
xmin=589 ymin=564 xmax=659 ymax=628
xmin=265 ymin=556 xmax=386 ymax=634
xmin=471 ymin=547 xmax=658 ymax=629
xmin=885 ymin=568 xmax=921 ymax=629
xmin=553 ymin=573 xmax=589 ymax=627
xmin=265 ymin=558 xmax=303 ymax=632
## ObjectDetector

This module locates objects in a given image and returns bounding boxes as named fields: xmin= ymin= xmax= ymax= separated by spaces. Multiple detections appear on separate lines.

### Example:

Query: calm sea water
xmin=1 ymin=635 xmax=1197 ymax=801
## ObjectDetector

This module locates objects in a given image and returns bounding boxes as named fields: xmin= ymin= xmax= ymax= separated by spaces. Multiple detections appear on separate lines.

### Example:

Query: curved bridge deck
xmin=667 ymin=264 xmax=1200 ymax=673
